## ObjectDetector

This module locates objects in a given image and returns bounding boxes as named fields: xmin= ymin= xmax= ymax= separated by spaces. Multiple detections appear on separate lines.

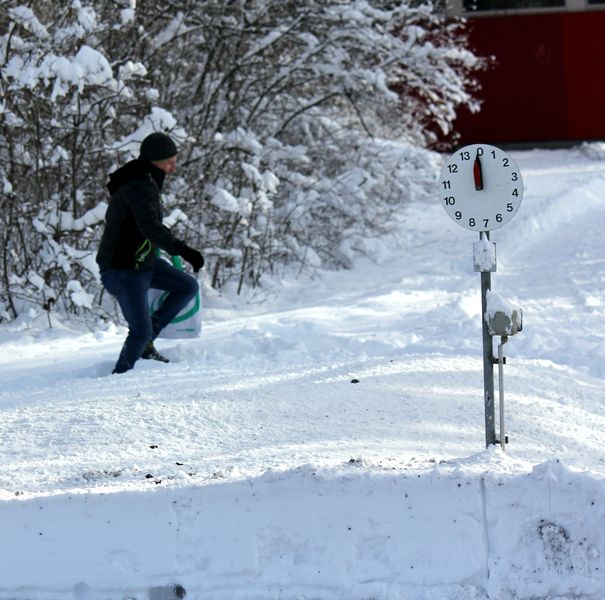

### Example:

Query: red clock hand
xmin=473 ymin=153 xmax=484 ymax=191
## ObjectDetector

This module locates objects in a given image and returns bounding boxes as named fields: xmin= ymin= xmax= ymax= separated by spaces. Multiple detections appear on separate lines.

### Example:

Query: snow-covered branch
xmin=0 ymin=0 xmax=481 ymax=324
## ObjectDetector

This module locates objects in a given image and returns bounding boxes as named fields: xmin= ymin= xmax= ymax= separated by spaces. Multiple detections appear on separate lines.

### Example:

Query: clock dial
xmin=440 ymin=144 xmax=523 ymax=232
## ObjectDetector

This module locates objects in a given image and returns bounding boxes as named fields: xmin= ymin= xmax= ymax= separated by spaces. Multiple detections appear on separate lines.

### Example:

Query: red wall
xmin=451 ymin=11 xmax=605 ymax=146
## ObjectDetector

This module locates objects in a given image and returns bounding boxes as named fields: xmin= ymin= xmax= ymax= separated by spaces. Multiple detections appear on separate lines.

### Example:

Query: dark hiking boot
xmin=141 ymin=341 xmax=170 ymax=363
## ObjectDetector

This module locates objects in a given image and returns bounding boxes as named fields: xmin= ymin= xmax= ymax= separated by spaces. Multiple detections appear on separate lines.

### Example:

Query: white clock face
xmin=439 ymin=144 xmax=523 ymax=232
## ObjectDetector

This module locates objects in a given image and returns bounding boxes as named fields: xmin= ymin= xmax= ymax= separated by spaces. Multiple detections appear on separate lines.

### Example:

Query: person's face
xmin=153 ymin=156 xmax=177 ymax=174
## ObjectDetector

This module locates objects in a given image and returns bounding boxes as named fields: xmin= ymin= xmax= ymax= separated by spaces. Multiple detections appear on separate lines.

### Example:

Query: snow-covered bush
xmin=0 ymin=0 xmax=481 ymax=323
xmin=0 ymin=1 xmax=153 ymax=322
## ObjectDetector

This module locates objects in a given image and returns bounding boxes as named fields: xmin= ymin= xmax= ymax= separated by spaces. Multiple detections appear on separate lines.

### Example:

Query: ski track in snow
xmin=2 ymin=146 xmax=605 ymax=599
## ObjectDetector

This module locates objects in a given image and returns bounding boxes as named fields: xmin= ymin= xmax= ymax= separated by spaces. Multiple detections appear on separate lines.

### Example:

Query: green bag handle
xmin=154 ymin=248 xmax=183 ymax=269
xmin=148 ymin=253 xmax=200 ymax=324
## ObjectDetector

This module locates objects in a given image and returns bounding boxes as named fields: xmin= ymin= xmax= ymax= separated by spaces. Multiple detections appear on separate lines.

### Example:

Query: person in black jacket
xmin=97 ymin=132 xmax=204 ymax=374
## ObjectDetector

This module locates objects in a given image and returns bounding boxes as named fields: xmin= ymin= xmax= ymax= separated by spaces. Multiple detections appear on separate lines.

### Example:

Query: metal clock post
xmin=439 ymin=143 xmax=524 ymax=448
xmin=478 ymin=231 xmax=496 ymax=445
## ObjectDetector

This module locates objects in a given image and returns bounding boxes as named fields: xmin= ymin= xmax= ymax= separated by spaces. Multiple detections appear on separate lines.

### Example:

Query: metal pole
xmin=480 ymin=233 xmax=496 ymax=447
xmin=497 ymin=337 xmax=508 ymax=452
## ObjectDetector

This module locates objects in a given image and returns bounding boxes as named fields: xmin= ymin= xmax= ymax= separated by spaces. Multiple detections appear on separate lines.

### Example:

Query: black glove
xmin=180 ymin=245 xmax=204 ymax=273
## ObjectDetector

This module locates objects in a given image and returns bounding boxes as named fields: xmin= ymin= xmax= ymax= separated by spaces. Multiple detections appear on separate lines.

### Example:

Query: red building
xmin=445 ymin=0 xmax=605 ymax=147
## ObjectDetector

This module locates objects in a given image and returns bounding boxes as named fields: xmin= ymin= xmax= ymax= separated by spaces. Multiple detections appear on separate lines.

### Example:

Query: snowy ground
xmin=2 ymin=146 xmax=605 ymax=599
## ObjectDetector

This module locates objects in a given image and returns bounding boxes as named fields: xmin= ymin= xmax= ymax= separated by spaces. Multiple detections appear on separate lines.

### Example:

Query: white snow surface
xmin=2 ymin=147 xmax=605 ymax=599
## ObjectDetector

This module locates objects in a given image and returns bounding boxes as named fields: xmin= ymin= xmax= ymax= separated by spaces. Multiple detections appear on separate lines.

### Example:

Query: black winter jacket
xmin=96 ymin=159 xmax=186 ymax=271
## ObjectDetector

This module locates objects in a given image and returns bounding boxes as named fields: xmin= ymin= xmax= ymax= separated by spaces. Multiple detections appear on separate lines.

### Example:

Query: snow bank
xmin=2 ymin=458 xmax=604 ymax=600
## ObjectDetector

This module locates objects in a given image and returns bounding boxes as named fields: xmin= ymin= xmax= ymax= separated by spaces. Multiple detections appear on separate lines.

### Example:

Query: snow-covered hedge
xmin=0 ymin=0 xmax=481 ymax=324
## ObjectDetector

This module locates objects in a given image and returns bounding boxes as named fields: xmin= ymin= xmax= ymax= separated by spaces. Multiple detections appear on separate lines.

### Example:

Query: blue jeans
xmin=101 ymin=259 xmax=198 ymax=374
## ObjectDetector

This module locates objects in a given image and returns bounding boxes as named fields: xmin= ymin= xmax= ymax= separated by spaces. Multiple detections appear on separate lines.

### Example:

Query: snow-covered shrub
xmin=0 ymin=1 xmax=155 ymax=323
xmin=0 ymin=0 xmax=481 ymax=323
xmin=115 ymin=0 xmax=481 ymax=292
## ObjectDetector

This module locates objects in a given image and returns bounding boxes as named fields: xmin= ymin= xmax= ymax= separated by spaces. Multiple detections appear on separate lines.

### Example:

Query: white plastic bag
xmin=148 ymin=256 xmax=202 ymax=339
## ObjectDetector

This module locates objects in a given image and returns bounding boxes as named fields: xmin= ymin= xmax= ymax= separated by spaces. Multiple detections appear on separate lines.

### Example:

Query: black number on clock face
xmin=447 ymin=164 xmax=458 ymax=173
xmin=450 ymin=213 xmax=513 ymax=228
